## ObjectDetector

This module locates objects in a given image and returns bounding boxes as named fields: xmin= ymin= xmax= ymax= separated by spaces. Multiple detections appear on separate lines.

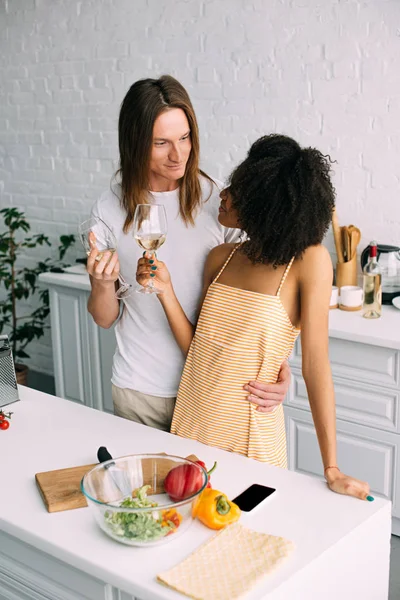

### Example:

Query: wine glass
xmin=133 ymin=204 xmax=167 ymax=294
xmin=78 ymin=216 xmax=133 ymax=300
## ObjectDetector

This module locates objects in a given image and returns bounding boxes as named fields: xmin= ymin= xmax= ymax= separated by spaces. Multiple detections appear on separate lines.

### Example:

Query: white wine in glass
xmin=133 ymin=204 xmax=167 ymax=294
xmin=134 ymin=233 xmax=167 ymax=252
xmin=78 ymin=216 xmax=133 ymax=300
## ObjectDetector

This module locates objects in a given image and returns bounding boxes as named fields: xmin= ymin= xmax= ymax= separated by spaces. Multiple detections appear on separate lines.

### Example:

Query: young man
xmin=87 ymin=75 xmax=290 ymax=431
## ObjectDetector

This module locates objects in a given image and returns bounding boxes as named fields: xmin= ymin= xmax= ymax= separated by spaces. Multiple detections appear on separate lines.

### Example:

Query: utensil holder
xmin=335 ymin=256 xmax=358 ymax=289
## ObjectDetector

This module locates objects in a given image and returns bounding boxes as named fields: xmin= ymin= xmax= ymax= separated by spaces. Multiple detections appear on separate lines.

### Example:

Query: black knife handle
xmin=97 ymin=446 xmax=113 ymax=464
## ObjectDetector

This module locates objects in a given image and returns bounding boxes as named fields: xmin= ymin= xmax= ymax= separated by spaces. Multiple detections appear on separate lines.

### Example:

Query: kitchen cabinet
xmin=39 ymin=270 xmax=400 ymax=535
xmin=40 ymin=269 xmax=116 ymax=414
xmin=286 ymin=313 xmax=400 ymax=536
xmin=0 ymin=531 xmax=118 ymax=600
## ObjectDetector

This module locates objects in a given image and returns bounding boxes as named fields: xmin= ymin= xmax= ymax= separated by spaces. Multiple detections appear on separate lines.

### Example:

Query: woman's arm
xmin=299 ymin=245 xmax=371 ymax=500
xmin=299 ymin=245 xmax=337 ymax=468
xmin=136 ymin=245 xmax=232 ymax=355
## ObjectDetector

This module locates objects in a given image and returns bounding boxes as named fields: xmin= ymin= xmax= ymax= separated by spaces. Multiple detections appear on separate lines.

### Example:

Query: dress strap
xmin=213 ymin=242 xmax=244 ymax=283
xmin=276 ymin=256 xmax=295 ymax=297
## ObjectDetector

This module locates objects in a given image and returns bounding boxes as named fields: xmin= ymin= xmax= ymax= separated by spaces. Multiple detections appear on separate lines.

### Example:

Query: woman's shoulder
xmin=205 ymin=243 xmax=237 ymax=274
xmin=208 ymin=242 xmax=237 ymax=260
xmin=297 ymin=244 xmax=333 ymax=280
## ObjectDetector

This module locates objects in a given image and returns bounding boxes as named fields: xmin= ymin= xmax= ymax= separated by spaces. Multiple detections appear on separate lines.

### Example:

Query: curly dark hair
xmin=227 ymin=134 xmax=336 ymax=267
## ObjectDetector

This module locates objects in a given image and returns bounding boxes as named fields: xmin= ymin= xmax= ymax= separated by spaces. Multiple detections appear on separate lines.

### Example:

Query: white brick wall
xmin=1 ymin=0 xmax=399 ymax=375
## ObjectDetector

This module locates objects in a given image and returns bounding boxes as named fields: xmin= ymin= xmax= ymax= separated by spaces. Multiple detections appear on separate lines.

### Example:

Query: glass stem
xmin=118 ymin=273 xmax=129 ymax=289
xmin=147 ymin=251 xmax=155 ymax=290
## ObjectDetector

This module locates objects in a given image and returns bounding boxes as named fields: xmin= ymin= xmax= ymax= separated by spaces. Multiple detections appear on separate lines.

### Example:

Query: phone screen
xmin=232 ymin=484 xmax=276 ymax=512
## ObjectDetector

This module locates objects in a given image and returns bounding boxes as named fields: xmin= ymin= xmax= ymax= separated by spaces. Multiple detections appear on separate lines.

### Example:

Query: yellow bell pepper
xmin=192 ymin=488 xmax=241 ymax=530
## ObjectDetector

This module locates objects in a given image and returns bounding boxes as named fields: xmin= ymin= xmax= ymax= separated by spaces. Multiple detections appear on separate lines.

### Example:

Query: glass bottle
xmin=362 ymin=240 xmax=382 ymax=319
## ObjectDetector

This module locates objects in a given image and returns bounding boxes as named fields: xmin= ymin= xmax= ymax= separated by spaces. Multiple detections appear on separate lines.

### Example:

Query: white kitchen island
xmin=0 ymin=387 xmax=391 ymax=600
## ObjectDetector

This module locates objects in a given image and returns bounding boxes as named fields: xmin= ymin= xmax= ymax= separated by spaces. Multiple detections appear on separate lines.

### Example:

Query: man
xmin=87 ymin=75 xmax=290 ymax=431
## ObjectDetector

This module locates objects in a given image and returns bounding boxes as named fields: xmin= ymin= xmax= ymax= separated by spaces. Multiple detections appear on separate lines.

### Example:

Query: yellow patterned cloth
xmin=157 ymin=523 xmax=295 ymax=600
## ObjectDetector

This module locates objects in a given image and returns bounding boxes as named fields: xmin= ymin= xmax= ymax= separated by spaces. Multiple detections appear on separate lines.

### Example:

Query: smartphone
xmin=232 ymin=483 xmax=276 ymax=512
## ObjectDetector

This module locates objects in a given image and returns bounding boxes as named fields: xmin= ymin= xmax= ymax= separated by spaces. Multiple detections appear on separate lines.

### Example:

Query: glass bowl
xmin=81 ymin=453 xmax=207 ymax=547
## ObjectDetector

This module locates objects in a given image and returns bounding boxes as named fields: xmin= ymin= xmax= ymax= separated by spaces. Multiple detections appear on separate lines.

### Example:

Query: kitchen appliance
xmin=361 ymin=244 xmax=400 ymax=305
xmin=0 ymin=334 xmax=19 ymax=409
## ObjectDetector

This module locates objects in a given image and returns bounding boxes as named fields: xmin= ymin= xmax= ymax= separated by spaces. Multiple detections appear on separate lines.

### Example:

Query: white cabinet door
xmin=0 ymin=531 xmax=111 ymax=600
xmin=285 ymin=406 xmax=400 ymax=518
xmin=290 ymin=337 xmax=400 ymax=389
xmin=48 ymin=285 xmax=116 ymax=413
xmin=287 ymin=367 xmax=400 ymax=433
xmin=48 ymin=287 xmax=92 ymax=406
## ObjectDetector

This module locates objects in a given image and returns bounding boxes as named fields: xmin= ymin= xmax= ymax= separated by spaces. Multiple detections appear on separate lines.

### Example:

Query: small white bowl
xmin=392 ymin=297 xmax=400 ymax=310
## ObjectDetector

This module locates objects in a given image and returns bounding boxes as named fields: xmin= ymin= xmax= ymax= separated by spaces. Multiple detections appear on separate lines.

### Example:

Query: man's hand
xmin=244 ymin=360 xmax=291 ymax=413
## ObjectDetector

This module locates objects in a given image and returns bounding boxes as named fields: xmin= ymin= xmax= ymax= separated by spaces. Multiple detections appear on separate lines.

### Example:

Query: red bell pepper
xmin=164 ymin=460 xmax=217 ymax=502
xmin=195 ymin=460 xmax=216 ymax=489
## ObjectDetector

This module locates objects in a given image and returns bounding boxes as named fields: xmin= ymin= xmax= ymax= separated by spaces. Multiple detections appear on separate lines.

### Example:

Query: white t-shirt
xmin=91 ymin=176 xmax=240 ymax=397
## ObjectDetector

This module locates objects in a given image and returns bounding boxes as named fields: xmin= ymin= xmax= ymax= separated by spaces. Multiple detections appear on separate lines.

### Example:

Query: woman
xmin=86 ymin=75 xmax=290 ymax=431
xmin=137 ymin=133 xmax=372 ymax=501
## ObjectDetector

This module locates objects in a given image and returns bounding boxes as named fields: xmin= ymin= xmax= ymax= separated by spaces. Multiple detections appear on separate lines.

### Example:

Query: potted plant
xmin=0 ymin=207 xmax=75 ymax=385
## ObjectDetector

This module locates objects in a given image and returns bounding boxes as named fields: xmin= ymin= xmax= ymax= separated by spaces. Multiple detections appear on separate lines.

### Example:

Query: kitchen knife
xmin=97 ymin=446 xmax=132 ymax=498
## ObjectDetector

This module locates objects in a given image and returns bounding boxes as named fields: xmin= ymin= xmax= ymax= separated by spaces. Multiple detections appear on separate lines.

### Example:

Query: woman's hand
xmin=325 ymin=467 xmax=373 ymax=501
xmin=86 ymin=232 xmax=120 ymax=285
xmin=136 ymin=253 xmax=173 ymax=294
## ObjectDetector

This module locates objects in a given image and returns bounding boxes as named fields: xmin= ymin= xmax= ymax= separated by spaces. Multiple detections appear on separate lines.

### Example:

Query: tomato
xmin=0 ymin=420 xmax=10 ymax=430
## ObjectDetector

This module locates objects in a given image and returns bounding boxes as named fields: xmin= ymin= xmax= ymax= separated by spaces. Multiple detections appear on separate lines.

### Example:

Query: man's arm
xmin=244 ymin=360 xmax=291 ymax=412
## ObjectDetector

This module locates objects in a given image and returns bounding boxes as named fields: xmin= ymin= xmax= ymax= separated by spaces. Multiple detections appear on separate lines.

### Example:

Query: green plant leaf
xmin=0 ymin=210 xmax=76 ymax=357
xmin=59 ymin=234 xmax=75 ymax=260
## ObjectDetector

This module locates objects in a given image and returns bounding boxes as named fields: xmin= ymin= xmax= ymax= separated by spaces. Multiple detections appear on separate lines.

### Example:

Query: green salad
xmin=104 ymin=485 xmax=180 ymax=542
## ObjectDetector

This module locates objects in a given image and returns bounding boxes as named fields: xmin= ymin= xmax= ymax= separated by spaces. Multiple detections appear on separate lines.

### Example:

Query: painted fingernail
xmin=366 ymin=495 xmax=374 ymax=502
xmin=149 ymin=260 xmax=154 ymax=264
xmin=151 ymin=266 xmax=157 ymax=270
xmin=142 ymin=251 xmax=146 ymax=257
xmin=150 ymin=273 xmax=155 ymax=277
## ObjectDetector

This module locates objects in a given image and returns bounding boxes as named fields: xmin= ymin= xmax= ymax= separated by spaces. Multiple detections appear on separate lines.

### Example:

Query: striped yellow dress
xmin=170 ymin=244 xmax=301 ymax=467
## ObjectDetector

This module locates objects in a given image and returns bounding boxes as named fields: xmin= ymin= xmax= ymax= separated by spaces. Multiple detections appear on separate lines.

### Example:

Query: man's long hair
xmin=116 ymin=75 xmax=214 ymax=233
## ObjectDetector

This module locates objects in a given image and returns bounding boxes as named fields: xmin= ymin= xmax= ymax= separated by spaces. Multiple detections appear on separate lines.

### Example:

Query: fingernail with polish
xmin=151 ymin=266 xmax=157 ymax=270
xmin=149 ymin=260 xmax=154 ymax=264
xmin=150 ymin=273 xmax=155 ymax=278
xmin=366 ymin=495 xmax=374 ymax=502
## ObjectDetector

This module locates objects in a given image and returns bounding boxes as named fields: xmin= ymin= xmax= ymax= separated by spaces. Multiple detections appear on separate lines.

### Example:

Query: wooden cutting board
xmin=35 ymin=453 xmax=199 ymax=513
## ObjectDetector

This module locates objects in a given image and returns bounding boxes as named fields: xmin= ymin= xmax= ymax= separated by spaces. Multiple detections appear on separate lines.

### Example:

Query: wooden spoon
xmin=342 ymin=226 xmax=350 ymax=262
xmin=348 ymin=226 xmax=361 ymax=259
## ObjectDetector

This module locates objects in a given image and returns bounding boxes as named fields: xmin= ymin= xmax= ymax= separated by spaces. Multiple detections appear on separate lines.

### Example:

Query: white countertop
xmin=0 ymin=387 xmax=390 ymax=600
xmin=328 ymin=304 xmax=400 ymax=350
xmin=40 ymin=266 xmax=92 ymax=292
xmin=39 ymin=268 xmax=400 ymax=349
